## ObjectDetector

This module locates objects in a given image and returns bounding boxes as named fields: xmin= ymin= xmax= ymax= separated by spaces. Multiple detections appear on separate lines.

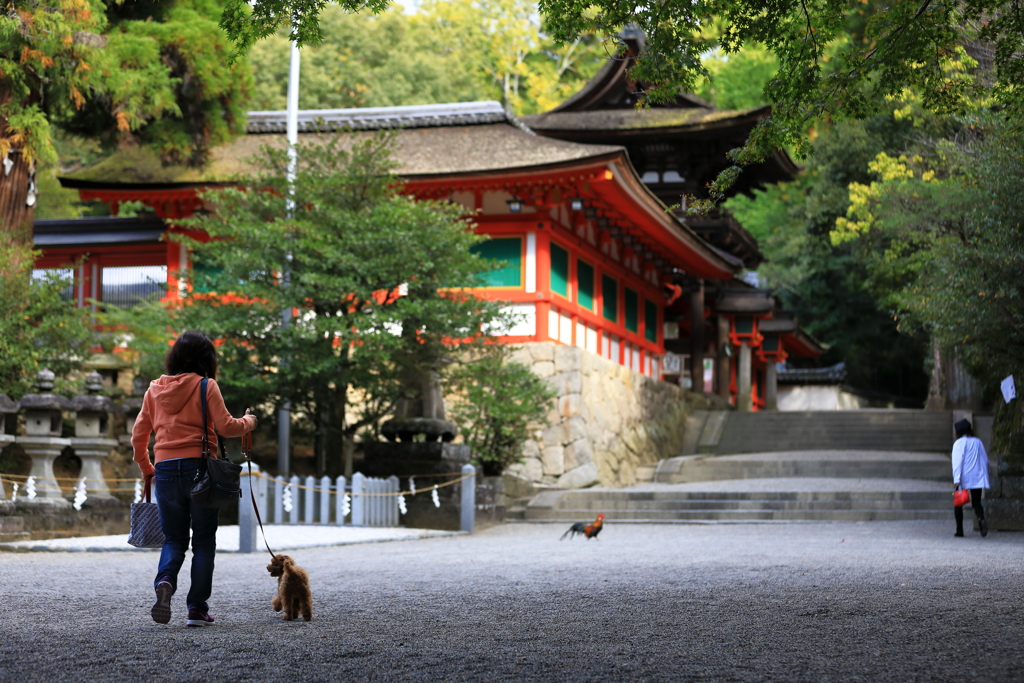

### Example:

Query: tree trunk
xmin=0 ymin=82 xmax=37 ymax=242
xmin=0 ymin=146 xmax=35 ymax=242
xmin=343 ymin=436 xmax=355 ymax=480
xmin=924 ymin=340 xmax=947 ymax=410
xmin=314 ymin=403 xmax=329 ymax=478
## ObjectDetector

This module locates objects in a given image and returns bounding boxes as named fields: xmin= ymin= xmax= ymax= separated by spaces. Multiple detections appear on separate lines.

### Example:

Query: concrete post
xmin=239 ymin=462 xmax=260 ymax=553
xmin=273 ymin=476 xmax=284 ymax=524
xmin=351 ymin=472 xmax=365 ymax=526
xmin=765 ymin=362 xmax=779 ymax=410
xmin=319 ymin=475 xmax=332 ymax=524
xmin=288 ymin=475 xmax=300 ymax=524
xmin=689 ymin=280 xmax=705 ymax=392
xmin=387 ymin=475 xmax=399 ymax=527
xmin=737 ymin=341 xmax=753 ymax=412
xmin=303 ymin=475 xmax=316 ymax=523
xmin=335 ymin=475 xmax=347 ymax=525
xmin=460 ymin=464 xmax=476 ymax=533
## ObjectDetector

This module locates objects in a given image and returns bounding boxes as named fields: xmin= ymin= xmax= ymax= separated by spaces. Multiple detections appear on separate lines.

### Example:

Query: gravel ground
xmin=2 ymin=521 xmax=1023 ymax=682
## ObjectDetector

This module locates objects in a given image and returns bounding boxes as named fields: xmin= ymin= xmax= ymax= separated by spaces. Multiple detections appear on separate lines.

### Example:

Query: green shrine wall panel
xmin=470 ymin=238 xmax=522 ymax=287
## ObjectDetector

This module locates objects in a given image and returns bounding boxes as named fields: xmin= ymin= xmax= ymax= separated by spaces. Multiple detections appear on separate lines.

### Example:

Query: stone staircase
xmin=514 ymin=409 xmax=958 ymax=524
xmin=520 ymin=482 xmax=952 ymax=522
xmin=686 ymin=410 xmax=953 ymax=455
xmin=653 ymin=451 xmax=950 ymax=484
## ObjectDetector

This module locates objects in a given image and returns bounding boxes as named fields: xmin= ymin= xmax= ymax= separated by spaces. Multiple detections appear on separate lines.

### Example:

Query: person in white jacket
xmin=952 ymin=418 xmax=989 ymax=537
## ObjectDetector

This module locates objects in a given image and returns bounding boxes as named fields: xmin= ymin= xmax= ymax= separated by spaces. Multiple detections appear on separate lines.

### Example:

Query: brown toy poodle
xmin=267 ymin=554 xmax=313 ymax=621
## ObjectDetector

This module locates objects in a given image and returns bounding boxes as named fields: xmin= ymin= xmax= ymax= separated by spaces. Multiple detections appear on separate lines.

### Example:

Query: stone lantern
xmin=0 ymin=393 xmax=16 ymax=447
xmin=69 ymin=371 xmax=118 ymax=500
xmin=118 ymin=375 xmax=149 ymax=470
xmin=17 ymin=369 xmax=71 ymax=505
xmin=82 ymin=336 xmax=131 ymax=391
xmin=0 ymin=393 xmax=16 ymax=501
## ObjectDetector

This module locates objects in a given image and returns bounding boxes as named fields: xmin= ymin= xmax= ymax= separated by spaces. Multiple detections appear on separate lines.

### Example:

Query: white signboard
xmin=663 ymin=354 xmax=682 ymax=374
xmin=1001 ymin=375 xmax=1017 ymax=404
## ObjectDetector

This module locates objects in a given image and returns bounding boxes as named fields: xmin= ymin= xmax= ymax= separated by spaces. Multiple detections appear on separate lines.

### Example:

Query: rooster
xmin=559 ymin=513 xmax=604 ymax=540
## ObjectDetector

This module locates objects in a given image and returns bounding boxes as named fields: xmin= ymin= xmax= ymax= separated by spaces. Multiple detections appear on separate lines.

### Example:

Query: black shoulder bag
xmin=190 ymin=377 xmax=243 ymax=508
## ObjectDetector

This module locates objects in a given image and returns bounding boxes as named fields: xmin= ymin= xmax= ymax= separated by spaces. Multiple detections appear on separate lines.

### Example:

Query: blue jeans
xmin=154 ymin=458 xmax=219 ymax=613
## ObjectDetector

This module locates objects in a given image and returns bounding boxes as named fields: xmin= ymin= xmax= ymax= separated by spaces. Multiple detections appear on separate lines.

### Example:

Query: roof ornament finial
xmin=618 ymin=25 xmax=646 ymax=51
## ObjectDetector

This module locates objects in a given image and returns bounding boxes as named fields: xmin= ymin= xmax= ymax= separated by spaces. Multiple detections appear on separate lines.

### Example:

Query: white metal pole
xmin=278 ymin=35 xmax=300 ymax=477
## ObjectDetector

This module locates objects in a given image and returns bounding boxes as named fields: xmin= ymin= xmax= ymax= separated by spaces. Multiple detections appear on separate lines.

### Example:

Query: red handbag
xmin=953 ymin=489 xmax=971 ymax=508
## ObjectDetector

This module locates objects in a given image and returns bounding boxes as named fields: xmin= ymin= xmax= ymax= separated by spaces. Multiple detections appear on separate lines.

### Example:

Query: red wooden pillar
xmin=535 ymin=229 xmax=551 ymax=342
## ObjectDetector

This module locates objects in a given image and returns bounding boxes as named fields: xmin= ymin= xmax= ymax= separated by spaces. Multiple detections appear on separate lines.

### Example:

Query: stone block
xmin=508 ymin=346 xmax=533 ymax=367
xmin=545 ymin=406 xmax=563 ymax=426
xmin=986 ymin=498 xmax=1024 ymax=531
xmin=566 ymin=416 xmax=587 ymax=442
xmin=542 ymin=424 xmax=567 ymax=447
xmin=1000 ymin=476 xmax=1024 ymax=498
xmin=546 ymin=372 xmax=582 ymax=397
xmin=521 ymin=439 xmax=540 ymax=459
xmin=541 ymin=446 xmax=565 ymax=476
xmin=532 ymin=361 xmax=555 ymax=379
xmin=554 ymin=346 xmax=582 ymax=373
xmin=623 ymin=425 xmax=648 ymax=455
xmin=529 ymin=342 xmax=555 ymax=362
xmin=557 ymin=462 xmax=598 ymax=489
xmin=998 ymin=453 xmax=1024 ymax=477
xmin=558 ymin=394 xmax=581 ymax=418
xmin=507 ymin=457 xmax=544 ymax=482
xmin=564 ymin=438 xmax=593 ymax=468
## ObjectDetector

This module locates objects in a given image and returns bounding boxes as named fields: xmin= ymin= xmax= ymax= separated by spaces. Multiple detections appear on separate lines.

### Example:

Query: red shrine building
xmin=40 ymin=76 xmax=820 ymax=412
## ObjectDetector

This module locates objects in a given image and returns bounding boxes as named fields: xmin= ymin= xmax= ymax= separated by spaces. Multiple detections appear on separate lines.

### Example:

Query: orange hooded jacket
xmin=131 ymin=373 xmax=257 ymax=477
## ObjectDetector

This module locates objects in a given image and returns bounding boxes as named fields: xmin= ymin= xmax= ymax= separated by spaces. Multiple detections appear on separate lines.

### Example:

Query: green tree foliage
xmin=420 ymin=0 xmax=605 ymax=114
xmin=447 ymin=347 xmax=555 ymax=475
xmin=248 ymin=1 xmax=605 ymax=116
xmin=727 ymin=115 xmax=931 ymax=400
xmin=697 ymin=45 xmax=777 ymax=111
xmin=536 ymin=0 xmax=1022 ymax=203
xmin=62 ymin=0 xmax=253 ymax=168
xmin=830 ymin=117 xmax=1023 ymax=423
xmin=118 ymin=134 xmax=511 ymax=476
xmin=0 ymin=243 xmax=95 ymax=399
xmin=2 ymin=0 xmax=258 ymax=228
xmin=248 ymin=6 xmax=483 ymax=111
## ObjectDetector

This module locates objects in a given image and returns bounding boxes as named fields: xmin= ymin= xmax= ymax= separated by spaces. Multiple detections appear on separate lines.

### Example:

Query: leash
xmin=242 ymin=430 xmax=276 ymax=558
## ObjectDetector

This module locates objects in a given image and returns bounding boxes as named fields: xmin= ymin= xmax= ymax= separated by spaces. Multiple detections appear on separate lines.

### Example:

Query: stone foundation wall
xmin=505 ymin=343 xmax=688 ymax=488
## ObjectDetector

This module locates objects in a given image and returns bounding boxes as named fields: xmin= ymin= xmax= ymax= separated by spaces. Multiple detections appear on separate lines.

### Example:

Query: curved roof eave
xmin=603 ymin=156 xmax=740 ymax=280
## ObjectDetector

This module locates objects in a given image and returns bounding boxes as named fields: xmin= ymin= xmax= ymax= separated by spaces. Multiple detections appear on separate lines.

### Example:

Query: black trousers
xmin=955 ymin=488 xmax=985 ymax=531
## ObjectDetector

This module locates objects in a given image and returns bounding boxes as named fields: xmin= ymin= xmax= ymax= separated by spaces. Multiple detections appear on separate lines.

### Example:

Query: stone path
xmin=594 ymin=476 xmax=953 ymax=494
xmin=0 ymin=525 xmax=459 ymax=553
xmin=2 ymin=521 xmax=1023 ymax=682
xmin=701 ymin=449 xmax=949 ymax=462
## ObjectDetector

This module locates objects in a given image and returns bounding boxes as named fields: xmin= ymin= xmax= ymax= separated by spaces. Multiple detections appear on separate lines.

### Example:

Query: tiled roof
xmin=777 ymin=362 xmax=847 ymax=385
xmin=246 ymin=101 xmax=523 ymax=134
xmin=522 ymin=107 xmax=772 ymax=133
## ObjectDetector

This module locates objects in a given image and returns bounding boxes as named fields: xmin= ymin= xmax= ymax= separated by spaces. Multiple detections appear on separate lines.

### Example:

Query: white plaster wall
xmin=778 ymin=386 xmax=870 ymax=411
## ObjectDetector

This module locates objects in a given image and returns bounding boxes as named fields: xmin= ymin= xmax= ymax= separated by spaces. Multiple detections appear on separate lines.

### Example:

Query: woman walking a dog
xmin=132 ymin=331 xmax=257 ymax=626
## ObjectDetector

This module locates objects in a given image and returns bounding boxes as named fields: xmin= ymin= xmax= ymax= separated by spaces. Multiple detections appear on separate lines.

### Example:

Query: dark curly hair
xmin=165 ymin=331 xmax=218 ymax=378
